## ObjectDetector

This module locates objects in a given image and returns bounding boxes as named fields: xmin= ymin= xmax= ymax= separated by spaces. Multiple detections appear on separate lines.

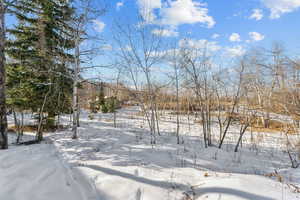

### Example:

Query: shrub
xmin=107 ymin=99 xmax=116 ymax=113
xmin=101 ymin=103 xmax=108 ymax=113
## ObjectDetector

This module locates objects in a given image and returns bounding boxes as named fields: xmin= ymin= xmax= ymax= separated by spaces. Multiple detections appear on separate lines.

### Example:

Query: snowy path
xmin=0 ymin=143 xmax=97 ymax=200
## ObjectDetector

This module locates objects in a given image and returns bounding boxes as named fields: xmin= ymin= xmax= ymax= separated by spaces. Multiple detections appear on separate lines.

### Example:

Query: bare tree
xmin=113 ymin=18 xmax=165 ymax=144
xmin=218 ymin=59 xmax=246 ymax=149
xmin=70 ymin=0 xmax=105 ymax=139
xmin=180 ymin=40 xmax=214 ymax=148
xmin=234 ymin=87 xmax=257 ymax=152
xmin=248 ymin=44 xmax=288 ymax=128
xmin=167 ymin=47 xmax=181 ymax=144
xmin=212 ymin=68 xmax=229 ymax=144
xmin=111 ymin=67 xmax=122 ymax=128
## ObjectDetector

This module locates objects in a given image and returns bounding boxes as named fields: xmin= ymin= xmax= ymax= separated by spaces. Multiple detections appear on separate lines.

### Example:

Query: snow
xmin=0 ymin=143 xmax=98 ymax=200
xmin=1 ymin=106 xmax=300 ymax=200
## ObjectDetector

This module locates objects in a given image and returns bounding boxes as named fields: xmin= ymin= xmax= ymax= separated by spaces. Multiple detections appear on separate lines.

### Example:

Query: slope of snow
xmin=1 ymin=106 xmax=300 ymax=200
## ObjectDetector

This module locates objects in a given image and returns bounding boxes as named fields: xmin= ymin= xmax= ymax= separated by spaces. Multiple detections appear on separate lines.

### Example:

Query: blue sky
xmin=6 ymin=0 xmax=300 ymax=80
xmin=85 ymin=0 xmax=300 ymax=80
xmin=97 ymin=0 xmax=300 ymax=53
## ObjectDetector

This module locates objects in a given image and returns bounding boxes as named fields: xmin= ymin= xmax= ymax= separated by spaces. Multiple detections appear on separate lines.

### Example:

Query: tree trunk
xmin=36 ymin=89 xmax=50 ymax=141
xmin=72 ymin=38 xmax=80 ymax=139
xmin=0 ymin=3 xmax=7 ymax=149
xmin=219 ymin=116 xmax=233 ymax=148
xmin=234 ymin=124 xmax=249 ymax=152
xmin=154 ymin=102 xmax=160 ymax=136
xmin=13 ymin=110 xmax=21 ymax=143
xmin=113 ymin=111 xmax=116 ymax=128
xmin=176 ymin=93 xmax=180 ymax=144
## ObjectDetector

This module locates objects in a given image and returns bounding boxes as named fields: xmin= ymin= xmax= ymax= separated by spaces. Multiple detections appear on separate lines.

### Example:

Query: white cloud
xmin=137 ymin=0 xmax=161 ymax=23
xmin=229 ymin=33 xmax=241 ymax=42
xmin=249 ymin=9 xmax=263 ymax=20
xmin=152 ymin=28 xmax=179 ymax=37
xmin=92 ymin=19 xmax=105 ymax=32
xmin=116 ymin=2 xmax=124 ymax=10
xmin=160 ymin=0 xmax=215 ymax=28
xmin=262 ymin=0 xmax=300 ymax=19
xmin=225 ymin=45 xmax=245 ymax=57
xmin=211 ymin=33 xmax=220 ymax=39
xmin=249 ymin=32 xmax=265 ymax=41
xmin=179 ymin=39 xmax=221 ymax=53
xmin=137 ymin=0 xmax=215 ymax=28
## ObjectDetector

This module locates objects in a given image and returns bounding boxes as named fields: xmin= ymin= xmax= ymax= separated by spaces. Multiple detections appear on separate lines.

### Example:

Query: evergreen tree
xmin=7 ymin=0 xmax=75 ymax=141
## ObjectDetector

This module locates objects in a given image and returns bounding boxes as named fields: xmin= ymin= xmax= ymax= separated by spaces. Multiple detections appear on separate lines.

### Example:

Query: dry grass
xmin=232 ymin=114 xmax=297 ymax=134
xmin=8 ymin=125 xmax=37 ymax=132
xmin=135 ymin=111 xmax=144 ymax=117
xmin=8 ymin=124 xmax=66 ymax=133
xmin=249 ymin=118 xmax=296 ymax=134
xmin=157 ymin=99 xmax=233 ymax=113
xmin=212 ymin=112 xmax=297 ymax=134
xmin=139 ymin=100 xmax=299 ymax=134
xmin=265 ymin=171 xmax=284 ymax=183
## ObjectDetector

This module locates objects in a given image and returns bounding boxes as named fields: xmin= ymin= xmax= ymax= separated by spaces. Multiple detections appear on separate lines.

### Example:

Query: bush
xmin=46 ymin=117 xmax=55 ymax=127
xmin=101 ymin=103 xmax=109 ymax=113
xmin=107 ymin=99 xmax=116 ymax=113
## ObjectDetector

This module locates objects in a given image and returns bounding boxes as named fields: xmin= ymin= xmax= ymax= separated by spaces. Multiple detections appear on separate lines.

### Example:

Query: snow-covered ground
xmin=1 ymin=106 xmax=300 ymax=200
xmin=0 ymin=143 xmax=98 ymax=200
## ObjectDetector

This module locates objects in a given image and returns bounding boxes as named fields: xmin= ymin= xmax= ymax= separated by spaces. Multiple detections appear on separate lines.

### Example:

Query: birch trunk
xmin=72 ymin=38 xmax=80 ymax=139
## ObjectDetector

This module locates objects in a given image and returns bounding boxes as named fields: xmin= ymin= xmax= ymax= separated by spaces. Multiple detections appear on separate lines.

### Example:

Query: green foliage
xmin=6 ymin=0 xmax=75 ymax=121
xmin=107 ymin=102 xmax=115 ymax=113
xmin=101 ymin=103 xmax=109 ymax=113
xmin=90 ymin=85 xmax=107 ymax=113
xmin=45 ymin=117 xmax=56 ymax=129
xmin=98 ymin=86 xmax=105 ymax=106
xmin=100 ymin=97 xmax=119 ymax=113
xmin=106 ymin=97 xmax=117 ymax=113
xmin=6 ymin=64 xmax=33 ymax=111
